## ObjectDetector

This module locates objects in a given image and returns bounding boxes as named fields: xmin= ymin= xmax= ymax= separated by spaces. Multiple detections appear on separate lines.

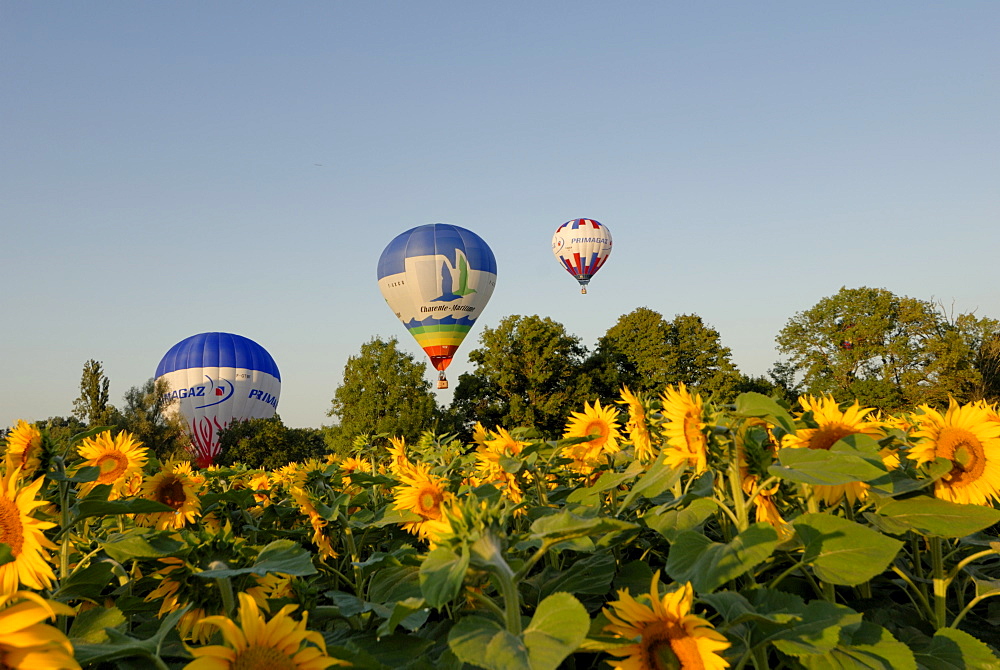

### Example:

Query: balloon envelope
xmin=377 ymin=224 xmax=497 ymax=382
xmin=155 ymin=332 xmax=280 ymax=467
xmin=552 ymin=218 xmax=612 ymax=293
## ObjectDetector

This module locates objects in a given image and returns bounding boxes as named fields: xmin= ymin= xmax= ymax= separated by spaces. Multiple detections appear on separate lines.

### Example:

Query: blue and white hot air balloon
xmin=377 ymin=223 xmax=497 ymax=389
xmin=155 ymin=332 xmax=281 ymax=467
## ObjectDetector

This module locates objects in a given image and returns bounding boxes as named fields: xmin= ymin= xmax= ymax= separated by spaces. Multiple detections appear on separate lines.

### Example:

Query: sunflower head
xmin=0 ymin=469 xmax=58 ymax=593
xmin=189 ymin=592 xmax=347 ymax=669
xmin=3 ymin=420 xmax=45 ymax=479
xmin=619 ymin=386 xmax=657 ymax=462
xmin=562 ymin=399 xmax=623 ymax=474
xmin=908 ymin=400 xmax=1000 ymax=506
xmin=135 ymin=461 xmax=203 ymax=530
xmin=392 ymin=461 xmax=454 ymax=541
xmin=0 ymin=590 xmax=79 ymax=669
xmin=76 ymin=429 xmax=149 ymax=500
xmin=658 ymin=384 xmax=711 ymax=473
xmin=603 ymin=572 xmax=731 ymax=670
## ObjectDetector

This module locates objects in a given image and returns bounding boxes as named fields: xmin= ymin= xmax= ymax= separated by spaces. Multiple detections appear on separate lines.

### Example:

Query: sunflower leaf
xmin=195 ymin=539 xmax=317 ymax=578
xmin=873 ymin=496 xmax=1000 ymax=538
xmin=420 ymin=546 xmax=470 ymax=608
xmin=0 ymin=543 xmax=13 ymax=566
xmin=770 ymin=445 xmax=888 ymax=486
xmin=100 ymin=530 xmax=185 ymax=563
xmin=523 ymin=592 xmax=590 ymax=670
xmin=912 ymin=627 xmax=1000 ymax=669
xmin=618 ymin=452 xmax=685 ymax=509
xmin=75 ymin=496 xmax=174 ymax=520
xmin=793 ymin=513 xmax=903 ymax=586
xmin=734 ymin=392 xmax=797 ymax=436
xmin=665 ymin=523 xmax=780 ymax=593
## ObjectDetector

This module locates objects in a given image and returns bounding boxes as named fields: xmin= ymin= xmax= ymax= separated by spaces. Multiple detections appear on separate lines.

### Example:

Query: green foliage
xmin=450 ymin=314 xmax=593 ymax=436
xmin=328 ymin=337 xmax=439 ymax=451
xmin=216 ymin=415 xmax=326 ymax=468
xmin=72 ymin=358 xmax=116 ymax=427
xmin=775 ymin=286 xmax=1000 ymax=411
xmin=117 ymin=377 xmax=186 ymax=460
xmin=592 ymin=308 xmax=744 ymax=401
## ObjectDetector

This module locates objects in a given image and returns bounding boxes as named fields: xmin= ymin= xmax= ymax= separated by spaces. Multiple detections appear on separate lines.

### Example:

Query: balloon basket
xmin=437 ymin=371 xmax=448 ymax=389
xmin=581 ymin=287 xmax=587 ymax=294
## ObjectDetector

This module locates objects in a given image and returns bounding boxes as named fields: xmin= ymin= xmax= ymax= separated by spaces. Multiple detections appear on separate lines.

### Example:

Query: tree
xmin=591 ymin=308 xmax=743 ymax=401
xmin=450 ymin=314 xmax=592 ymax=436
xmin=327 ymin=337 xmax=438 ymax=452
xmin=72 ymin=359 xmax=117 ymax=427
xmin=117 ymin=378 xmax=186 ymax=460
xmin=216 ymin=416 xmax=326 ymax=469
xmin=775 ymin=286 xmax=1000 ymax=410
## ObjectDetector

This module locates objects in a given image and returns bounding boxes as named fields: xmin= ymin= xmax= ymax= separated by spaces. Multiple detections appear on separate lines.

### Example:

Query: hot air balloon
xmin=155 ymin=332 xmax=281 ymax=467
xmin=552 ymin=218 xmax=612 ymax=294
xmin=377 ymin=223 xmax=497 ymax=389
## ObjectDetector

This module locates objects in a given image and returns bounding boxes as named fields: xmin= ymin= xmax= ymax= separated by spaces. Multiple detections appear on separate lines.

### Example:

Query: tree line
xmin=15 ymin=286 xmax=999 ymax=467
xmin=327 ymin=286 xmax=1000 ymax=454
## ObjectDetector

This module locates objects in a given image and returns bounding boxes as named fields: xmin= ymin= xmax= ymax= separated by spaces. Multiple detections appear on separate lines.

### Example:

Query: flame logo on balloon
xmin=194 ymin=375 xmax=235 ymax=409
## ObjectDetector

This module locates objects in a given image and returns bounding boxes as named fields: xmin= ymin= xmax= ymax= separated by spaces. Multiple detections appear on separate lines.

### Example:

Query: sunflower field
xmin=4 ymin=387 xmax=1000 ymax=669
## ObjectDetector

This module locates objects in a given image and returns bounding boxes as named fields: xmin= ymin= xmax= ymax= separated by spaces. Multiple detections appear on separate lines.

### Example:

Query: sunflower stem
xmin=930 ymin=536 xmax=948 ymax=629
xmin=338 ymin=512 xmax=365 ymax=596
xmin=727 ymin=454 xmax=750 ymax=533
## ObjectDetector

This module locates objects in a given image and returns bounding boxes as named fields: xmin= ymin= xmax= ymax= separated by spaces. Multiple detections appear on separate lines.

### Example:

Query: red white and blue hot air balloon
xmin=155 ymin=332 xmax=280 ymax=467
xmin=551 ymin=218 xmax=612 ymax=294
xmin=377 ymin=223 xmax=497 ymax=389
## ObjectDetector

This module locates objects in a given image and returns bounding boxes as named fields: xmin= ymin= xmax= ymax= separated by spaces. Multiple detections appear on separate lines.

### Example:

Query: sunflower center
xmin=156 ymin=477 xmax=188 ymax=510
xmin=417 ymin=486 xmax=443 ymax=518
xmin=232 ymin=644 xmax=298 ymax=670
xmin=937 ymin=427 xmax=986 ymax=487
xmin=0 ymin=497 xmax=24 ymax=556
xmin=683 ymin=414 xmax=706 ymax=451
xmin=585 ymin=420 xmax=609 ymax=446
xmin=97 ymin=452 xmax=129 ymax=483
xmin=807 ymin=423 xmax=856 ymax=451
xmin=640 ymin=620 xmax=707 ymax=670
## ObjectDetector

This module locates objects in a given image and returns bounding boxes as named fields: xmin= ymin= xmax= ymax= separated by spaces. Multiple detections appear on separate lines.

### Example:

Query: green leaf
xmin=0 ymin=543 xmax=14 ymax=567
xmin=47 ymin=464 xmax=101 ymax=483
xmin=449 ymin=616 xmax=529 ymax=670
xmin=665 ymin=523 xmax=779 ymax=593
xmin=875 ymin=496 xmax=1000 ymax=538
xmin=69 ymin=606 xmax=127 ymax=644
xmin=195 ymin=540 xmax=317 ymax=578
xmin=566 ymin=462 xmax=643 ymax=504
xmin=100 ymin=530 xmax=185 ymax=563
xmin=539 ymin=551 xmax=616 ymax=599
xmin=770 ymin=445 xmax=887 ymax=487
xmin=420 ymin=546 xmax=469 ymax=608
xmin=75 ymin=497 xmax=174 ymax=520
xmin=52 ymin=560 xmax=116 ymax=601
xmin=793 ymin=513 xmax=903 ymax=586
xmin=793 ymin=621 xmax=917 ymax=670
xmin=523 ymin=592 xmax=590 ymax=670
xmin=770 ymin=600 xmax=863 ymax=656
xmin=735 ymin=392 xmax=797 ymax=435
xmin=644 ymin=497 xmax=718 ymax=541
xmin=619 ymin=452 xmax=685 ymax=509
xmin=528 ymin=510 xmax=636 ymax=545
xmin=913 ymin=627 xmax=1000 ymax=669
xmin=376 ymin=597 xmax=429 ymax=637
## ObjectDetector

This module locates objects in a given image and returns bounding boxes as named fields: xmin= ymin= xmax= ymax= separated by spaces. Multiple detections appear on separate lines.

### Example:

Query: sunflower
xmin=387 ymin=436 xmax=418 ymax=479
xmin=603 ymin=572 xmax=730 ymax=670
xmin=659 ymin=384 xmax=711 ymax=474
xmin=619 ymin=387 xmax=656 ymax=462
xmin=75 ymin=429 xmax=149 ymax=499
xmin=0 ymin=469 xmax=58 ymax=593
xmin=392 ymin=461 xmax=453 ymax=541
xmin=339 ymin=456 xmax=372 ymax=475
xmin=290 ymin=487 xmax=338 ymax=559
xmin=0 ymin=590 xmax=80 ymax=669
xmin=185 ymin=592 xmax=345 ymax=669
xmin=907 ymin=400 xmax=1000 ymax=506
xmin=246 ymin=573 xmax=295 ymax=612
xmin=135 ymin=461 xmax=202 ymax=530
xmin=562 ymin=400 xmax=623 ymax=474
xmin=473 ymin=427 xmax=526 ymax=507
xmin=782 ymin=395 xmax=885 ymax=506
xmin=146 ymin=557 xmax=218 ymax=644
xmin=4 ymin=420 xmax=43 ymax=479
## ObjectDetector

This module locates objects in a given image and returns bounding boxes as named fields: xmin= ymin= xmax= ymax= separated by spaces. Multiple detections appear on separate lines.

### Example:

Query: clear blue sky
xmin=3 ymin=2 xmax=998 ymax=429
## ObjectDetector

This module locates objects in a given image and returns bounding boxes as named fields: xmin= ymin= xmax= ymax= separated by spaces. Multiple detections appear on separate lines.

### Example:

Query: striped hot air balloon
xmin=155 ymin=332 xmax=280 ymax=467
xmin=552 ymin=218 xmax=613 ymax=294
xmin=377 ymin=223 xmax=497 ymax=389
